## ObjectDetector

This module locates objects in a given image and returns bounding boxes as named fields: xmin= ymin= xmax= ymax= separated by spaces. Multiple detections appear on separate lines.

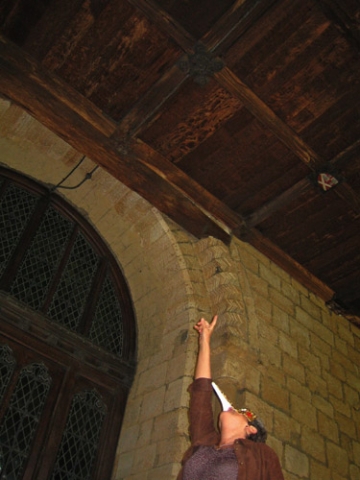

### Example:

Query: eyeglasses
xmin=237 ymin=408 xmax=257 ymax=422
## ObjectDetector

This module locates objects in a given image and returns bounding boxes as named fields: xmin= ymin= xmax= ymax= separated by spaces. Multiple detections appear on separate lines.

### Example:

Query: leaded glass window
xmin=90 ymin=272 xmax=124 ymax=356
xmin=0 ymin=183 xmax=38 ymax=278
xmin=0 ymin=363 xmax=52 ymax=479
xmin=47 ymin=232 xmax=100 ymax=331
xmin=0 ymin=170 xmax=135 ymax=360
xmin=50 ymin=389 xmax=107 ymax=480
xmin=0 ymin=168 xmax=135 ymax=480
xmin=0 ymin=344 xmax=16 ymax=404
xmin=10 ymin=208 xmax=74 ymax=310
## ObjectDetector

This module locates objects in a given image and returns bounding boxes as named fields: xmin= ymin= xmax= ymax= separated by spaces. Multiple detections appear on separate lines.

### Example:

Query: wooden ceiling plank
xmin=332 ymin=269 xmax=360 ymax=305
xmin=245 ymin=177 xmax=314 ymax=227
xmin=124 ymin=0 xmax=196 ymax=51
xmin=113 ymin=63 xmax=188 ymax=140
xmin=214 ymin=66 xmax=324 ymax=170
xmin=0 ymin=36 xmax=232 ymax=243
xmin=203 ymin=0 xmax=279 ymax=54
xmin=304 ymin=230 xmax=360 ymax=274
xmin=257 ymin=190 xmax=352 ymax=252
xmin=0 ymin=36 xmax=116 ymax=138
xmin=130 ymin=138 xmax=245 ymax=232
xmin=143 ymin=86 xmax=243 ymax=163
xmin=333 ymin=182 xmax=360 ymax=214
xmin=330 ymin=138 xmax=360 ymax=169
xmin=316 ymin=0 xmax=360 ymax=48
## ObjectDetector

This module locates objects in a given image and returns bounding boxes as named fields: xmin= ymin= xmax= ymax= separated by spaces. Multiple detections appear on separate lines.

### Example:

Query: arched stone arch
xmin=0 ymin=98 xmax=214 ymax=478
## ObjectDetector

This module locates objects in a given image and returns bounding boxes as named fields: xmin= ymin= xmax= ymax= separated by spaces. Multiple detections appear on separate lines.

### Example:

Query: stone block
xmin=118 ymin=423 xmax=140 ymax=452
xmin=147 ymin=462 xmax=179 ymax=480
xmin=237 ymin=248 xmax=260 ymax=274
xmin=138 ymin=362 xmax=168 ymax=394
xmin=137 ymin=418 xmax=154 ymax=448
xmin=133 ymin=443 xmax=157 ymax=474
xmin=262 ymin=376 xmax=290 ymax=411
xmin=269 ymin=286 xmax=295 ymax=316
xmin=337 ymin=320 xmax=355 ymax=346
xmin=259 ymin=263 xmax=281 ymax=290
xmin=152 ymin=410 xmax=183 ymax=443
xmin=312 ymin=321 xmax=335 ymax=347
xmin=323 ymin=371 xmax=343 ymax=400
xmin=289 ymin=317 xmax=310 ymax=348
xmin=280 ymin=280 xmax=300 ymax=306
xmin=283 ymin=354 xmax=306 ymax=384
xmin=313 ymin=394 xmax=334 ymax=418
xmin=349 ymin=464 xmax=360 ymax=480
xmin=246 ymin=269 xmax=269 ymax=297
xmin=318 ymin=410 xmax=339 ymax=444
xmin=284 ymin=444 xmax=309 ymax=477
xmin=113 ymin=450 xmax=135 ymax=479
xmin=331 ymin=395 xmax=352 ymax=418
xmin=279 ymin=331 xmax=298 ymax=359
xmin=310 ymin=332 xmax=332 ymax=356
xmin=336 ymin=411 xmax=357 ymax=440
xmin=300 ymin=425 xmax=326 ymax=462
xmin=300 ymin=295 xmax=321 ymax=319
xmin=343 ymin=384 xmax=359 ymax=409
xmin=287 ymin=377 xmax=311 ymax=402
xmin=164 ymin=378 xmax=188 ymax=412
xmin=326 ymin=440 xmax=349 ymax=476
xmin=299 ymin=345 xmax=321 ymax=375
xmin=290 ymin=393 xmax=317 ymax=429
xmin=259 ymin=342 xmax=282 ymax=369
xmin=295 ymin=306 xmax=316 ymax=331
xmin=346 ymin=370 xmax=360 ymax=392
xmin=310 ymin=459 xmax=331 ymax=480
xmin=273 ymin=409 xmax=301 ymax=443
xmin=272 ymin=306 xmax=290 ymax=334
xmin=306 ymin=371 xmax=328 ymax=398
xmin=140 ymin=386 xmax=166 ymax=422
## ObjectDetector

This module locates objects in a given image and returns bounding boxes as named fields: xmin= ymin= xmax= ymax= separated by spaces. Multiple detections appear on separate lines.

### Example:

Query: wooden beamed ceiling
xmin=0 ymin=0 xmax=359 ymax=325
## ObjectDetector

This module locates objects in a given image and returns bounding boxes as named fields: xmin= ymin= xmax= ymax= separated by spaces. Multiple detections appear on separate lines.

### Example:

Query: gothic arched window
xmin=0 ymin=167 xmax=136 ymax=479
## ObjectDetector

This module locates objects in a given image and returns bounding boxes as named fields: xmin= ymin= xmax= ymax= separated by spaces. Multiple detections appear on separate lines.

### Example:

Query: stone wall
xmin=1 ymin=99 xmax=359 ymax=479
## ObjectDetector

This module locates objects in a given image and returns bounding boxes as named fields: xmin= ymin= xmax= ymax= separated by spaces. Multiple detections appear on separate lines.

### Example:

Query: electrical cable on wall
xmin=51 ymin=156 xmax=99 ymax=192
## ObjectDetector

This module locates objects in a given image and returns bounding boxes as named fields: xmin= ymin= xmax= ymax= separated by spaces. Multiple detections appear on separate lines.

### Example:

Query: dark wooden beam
xmin=330 ymin=138 xmax=360 ymax=168
xmin=0 ymin=35 xmax=234 ymax=242
xmin=125 ymin=0 xmax=195 ymax=51
xmin=130 ymin=138 xmax=244 ymax=233
xmin=113 ymin=64 xmax=188 ymax=140
xmin=315 ymin=0 xmax=360 ymax=49
xmin=0 ymin=39 xmax=116 ymax=138
xmin=333 ymin=183 xmax=360 ymax=214
xmin=203 ymin=0 xmax=279 ymax=54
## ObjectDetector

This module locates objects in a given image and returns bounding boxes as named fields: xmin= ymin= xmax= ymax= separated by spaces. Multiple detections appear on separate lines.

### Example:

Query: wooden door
xmin=0 ymin=322 xmax=127 ymax=480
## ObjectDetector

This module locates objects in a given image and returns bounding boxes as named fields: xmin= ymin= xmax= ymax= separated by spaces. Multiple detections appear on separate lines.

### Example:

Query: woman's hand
xmin=194 ymin=315 xmax=218 ymax=379
xmin=194 ymin=315 xmax=218 ymax=343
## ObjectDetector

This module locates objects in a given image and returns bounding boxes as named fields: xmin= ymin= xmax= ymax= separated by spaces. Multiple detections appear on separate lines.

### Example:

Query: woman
xmin=178 ymin=315 xmax=284 ymax=480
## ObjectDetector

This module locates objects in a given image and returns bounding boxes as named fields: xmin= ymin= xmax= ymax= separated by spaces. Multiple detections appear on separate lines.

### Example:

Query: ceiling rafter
xmin=0 ymin=0 xmax=359 ymax=322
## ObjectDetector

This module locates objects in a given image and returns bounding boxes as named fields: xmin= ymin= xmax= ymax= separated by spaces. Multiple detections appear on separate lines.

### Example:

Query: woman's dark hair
xmin=248 ymin=417 xmax=268 ymax=443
